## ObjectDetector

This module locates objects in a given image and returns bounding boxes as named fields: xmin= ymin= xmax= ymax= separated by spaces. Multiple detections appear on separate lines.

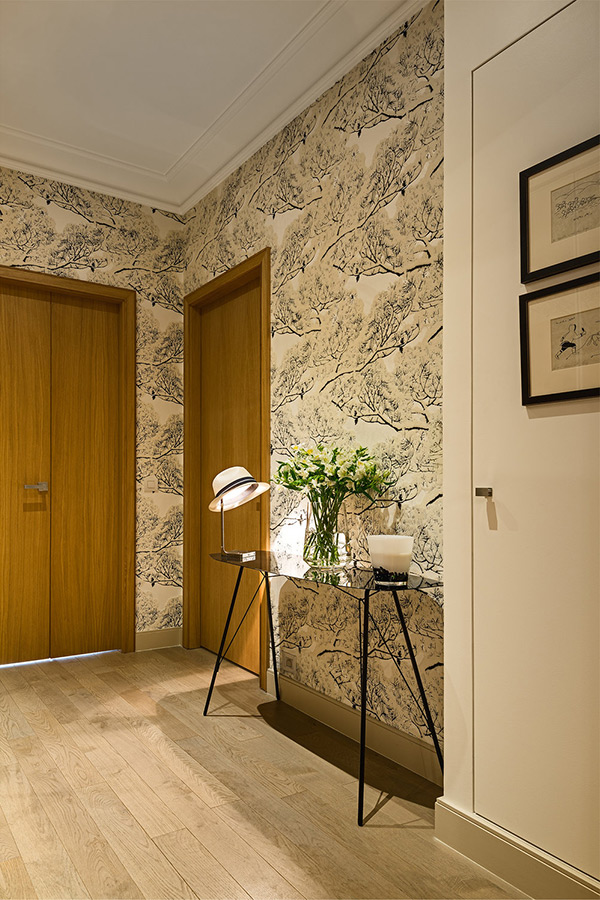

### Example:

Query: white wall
xmin=440 ymin=2 xmax=600 ymax=896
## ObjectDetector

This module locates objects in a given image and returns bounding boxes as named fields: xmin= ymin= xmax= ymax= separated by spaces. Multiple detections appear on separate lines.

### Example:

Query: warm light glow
xmin=218 ymin=483 xmax=259 ymax=510
xmin=0 ymin=650 xmax=115 ymax=669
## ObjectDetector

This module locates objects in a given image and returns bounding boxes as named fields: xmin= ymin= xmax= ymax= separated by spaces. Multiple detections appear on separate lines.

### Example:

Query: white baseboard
xmin=266 ymin=670 xmax=442 ymax=786
xmin=135 ymin=627 xmax=183 ymax=651
xmin=435 ymin=799 xmax=600 ymax=899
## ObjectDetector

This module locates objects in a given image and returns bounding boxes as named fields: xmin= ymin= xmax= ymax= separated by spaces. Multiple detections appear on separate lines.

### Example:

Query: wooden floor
xmin=0 ymin=647 xmax=526 ymax=900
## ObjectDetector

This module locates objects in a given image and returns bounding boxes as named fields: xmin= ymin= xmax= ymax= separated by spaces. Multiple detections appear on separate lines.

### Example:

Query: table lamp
xmin=209 ymin=466 xmax=270 ymax=561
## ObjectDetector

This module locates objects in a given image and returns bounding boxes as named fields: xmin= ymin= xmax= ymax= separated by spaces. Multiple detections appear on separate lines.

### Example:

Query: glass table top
xmin=210 ymin=550 xmax=442 ymax=593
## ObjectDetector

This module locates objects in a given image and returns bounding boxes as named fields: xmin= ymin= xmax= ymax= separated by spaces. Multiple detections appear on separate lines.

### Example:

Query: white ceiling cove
xmin=0 ymin=0 xmax=415 ymax=213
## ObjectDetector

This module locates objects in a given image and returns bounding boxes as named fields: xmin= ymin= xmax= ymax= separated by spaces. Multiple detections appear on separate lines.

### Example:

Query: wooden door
xmin=200 ymin=281 xmax=263 ymax=672
xmin=50 ymin=295 xmax=122 ymax=657
xmin=184 ymin=250 xmax=270 ymax=681
xmin=0 ymin=283 xmax=52 ymax=663
xmin=0 ymin=268 xmax=135 ymax=664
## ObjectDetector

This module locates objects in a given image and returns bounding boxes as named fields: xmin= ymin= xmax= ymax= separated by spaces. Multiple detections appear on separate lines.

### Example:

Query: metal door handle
xmin=24 ymin=482 xmax=48 ymax=492
xmin=475 ymin=487 xmax=493 ymax=498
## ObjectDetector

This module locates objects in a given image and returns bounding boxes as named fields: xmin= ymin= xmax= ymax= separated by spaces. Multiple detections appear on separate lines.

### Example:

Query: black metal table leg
xmin=264 ymin=574 xmax=280 ymax=700
xmin=392 ymin=590 xmax=444 ymax=772
xmin=203 ymin=565 xmax=244 ymax=716
xmin=358 ymin=588 xmax=370 ymax=826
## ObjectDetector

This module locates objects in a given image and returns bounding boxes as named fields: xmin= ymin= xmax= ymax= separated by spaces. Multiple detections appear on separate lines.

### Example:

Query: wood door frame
xmin=0 ymin=266 xmax=136 ymax=653
xmin=183 ymin=248 xmax=271 ymax=688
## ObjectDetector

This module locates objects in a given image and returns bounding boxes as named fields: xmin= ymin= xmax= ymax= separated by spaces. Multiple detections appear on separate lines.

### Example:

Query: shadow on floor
xmin=256 ymin=697 xmax=441 ymax=813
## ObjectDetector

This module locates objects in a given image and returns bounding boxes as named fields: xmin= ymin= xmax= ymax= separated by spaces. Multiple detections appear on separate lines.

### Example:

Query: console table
xmin=204 ymin=550 xmax=443 ymax=825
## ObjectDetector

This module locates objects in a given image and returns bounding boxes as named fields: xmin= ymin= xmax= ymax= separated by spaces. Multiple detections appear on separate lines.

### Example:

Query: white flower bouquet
xmin=275 ymin=444 xmax=394 ymax=567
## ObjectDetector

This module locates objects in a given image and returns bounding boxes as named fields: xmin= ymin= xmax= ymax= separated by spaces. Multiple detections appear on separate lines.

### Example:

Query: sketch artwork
xmin=551 ymin=171 xmax=600 ymax=243
xmin=552 ymin=307 xmax=600 ymax=369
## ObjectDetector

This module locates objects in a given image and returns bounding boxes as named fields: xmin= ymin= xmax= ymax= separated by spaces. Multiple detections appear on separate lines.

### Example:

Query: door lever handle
xmin=475 ymin=487 xmax=493 ymax=498
xmin=24 ymin=482 xmax=48 ymax=492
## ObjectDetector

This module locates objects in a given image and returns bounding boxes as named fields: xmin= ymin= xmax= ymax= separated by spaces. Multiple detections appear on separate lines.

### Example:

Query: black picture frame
xmin=520 ymin=272 xmax=600 ymax=405
xmin=519 ymin=134 xmax=600 ymax=283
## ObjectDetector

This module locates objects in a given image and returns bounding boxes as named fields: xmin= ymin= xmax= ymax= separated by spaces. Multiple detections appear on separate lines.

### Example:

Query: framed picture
xmin=520 ymin=134 xmax=600 ymax=283
xmin=520 ymin=272 xmax=600 ymax=404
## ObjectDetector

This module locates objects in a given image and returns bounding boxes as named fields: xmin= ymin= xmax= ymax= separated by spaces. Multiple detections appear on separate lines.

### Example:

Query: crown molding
xmin=178 ymin=0 xmax=426 ymax=214
xmin=0 ymin=151 xmax=176 ymax=213
xmin=0 ymin=0 xmax=426 ymax=216
xmin=0 ymin=122 xmax=168 ymax=177
xmin=166 ymin=1 xmax=342 ymax=180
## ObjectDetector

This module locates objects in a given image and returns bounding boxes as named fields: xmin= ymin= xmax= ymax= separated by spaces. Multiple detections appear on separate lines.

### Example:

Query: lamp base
xmin=222 ymin=550 xmax=256 ymax=562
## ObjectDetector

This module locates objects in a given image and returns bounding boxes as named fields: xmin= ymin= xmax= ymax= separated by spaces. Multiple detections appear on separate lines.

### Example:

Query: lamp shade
xmin=208 ymin=466 xmax=270 ymax=512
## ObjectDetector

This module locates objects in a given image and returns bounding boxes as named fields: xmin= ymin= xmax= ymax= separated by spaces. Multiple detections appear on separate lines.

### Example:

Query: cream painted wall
xmin=441 ymin=0 xmax=600 ymax=895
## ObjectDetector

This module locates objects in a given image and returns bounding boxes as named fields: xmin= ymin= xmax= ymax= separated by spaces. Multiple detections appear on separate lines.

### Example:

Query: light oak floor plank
xmin=154 ymin=828 xmax=252 ymax=900
xmin=103 ymin=766 xmax=185 ymax=839
xmin=179 ymin=733 xmax=425 ymax=899
xmin=0 ymin=692 xmax=34 ymax=742
xmin=0 ymin=648 xmax=527 ymax=900
xmin=48 ymin=661 xmax=240 ymax=810
xmin=0 ymin=733 xmax=16 ymax=768
xmin=286 ymin=777 xmax=457 ymax=899
xmin=62 ymin=717 xmax=131 ymax=779
xmin=215 ymin=794 xmax=406 ymax=899
xmin=0 ymin=763 xmax=90 ymax=899
xmin=96 ymin=669 xmax=197 ymax=741
xmin=178 ymin=730 xmax=306 ymax=800
xmin=11 ymin=684 xmax=104 ymax=791
xmin=151 ymin=776 xmax=305 ymax=900
xmin=80 ymin=782 xmax=197 ymax=900
xmin=23 ymin=675 xmax=81 ymax=726
xmin=0 ymin=666 xmax=30 ymax=694
xmin=0 ymin=808 xmax=19 ymax=864
xmin=0 ymin=857 xmax=38 ymax=900
xmin=6 ymin=735 xmax=56 ymax=781
xmin=27 ymin=767 xmax=143 ymax=900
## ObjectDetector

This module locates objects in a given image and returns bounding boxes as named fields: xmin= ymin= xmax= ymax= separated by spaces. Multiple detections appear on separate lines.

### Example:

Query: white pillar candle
xmin=367 ymin=535 xmax=414 ymax=582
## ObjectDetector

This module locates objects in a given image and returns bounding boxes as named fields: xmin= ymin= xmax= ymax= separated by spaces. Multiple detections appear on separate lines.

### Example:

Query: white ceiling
xmin=0 ymin=0 xmax=415 ymax=214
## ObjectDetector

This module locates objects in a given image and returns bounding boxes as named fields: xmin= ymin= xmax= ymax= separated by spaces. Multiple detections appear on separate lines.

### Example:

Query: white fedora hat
xmin=208 ymin=466 xmax=270 ymax=511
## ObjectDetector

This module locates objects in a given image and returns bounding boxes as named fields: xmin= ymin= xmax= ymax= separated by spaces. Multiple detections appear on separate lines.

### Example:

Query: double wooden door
xmin=0 ymin=270 xmax=135 ymax=664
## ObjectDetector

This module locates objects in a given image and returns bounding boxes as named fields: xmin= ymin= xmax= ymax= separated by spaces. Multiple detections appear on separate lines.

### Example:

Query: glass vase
xmin=303 ymin=492 xmax=348 ymax=569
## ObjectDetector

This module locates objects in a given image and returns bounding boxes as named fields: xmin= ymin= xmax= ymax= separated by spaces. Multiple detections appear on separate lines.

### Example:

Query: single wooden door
xmin=199 ymin=281 xmax=263 ymax=673
xmin=0 ymin=283 xmax=52 ymax=663
xmin=0 ymin=275 xmax=129 ymax=664
xmin=185 ymin=250 xmax=271 ymax=680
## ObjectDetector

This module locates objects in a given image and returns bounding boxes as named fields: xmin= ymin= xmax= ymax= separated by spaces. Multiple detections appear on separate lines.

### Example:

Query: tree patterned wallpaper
xmin=185 ymin=0 xmax=444 ymax=742
xmin=0 ymin=0 xmax=443 ymax=745
xmin=0 ymin=169 xmax=186 ymax=634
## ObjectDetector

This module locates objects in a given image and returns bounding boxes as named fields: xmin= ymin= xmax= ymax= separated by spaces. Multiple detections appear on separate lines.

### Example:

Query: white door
xmin=472 ymin=1 xmax=599 ymax=879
